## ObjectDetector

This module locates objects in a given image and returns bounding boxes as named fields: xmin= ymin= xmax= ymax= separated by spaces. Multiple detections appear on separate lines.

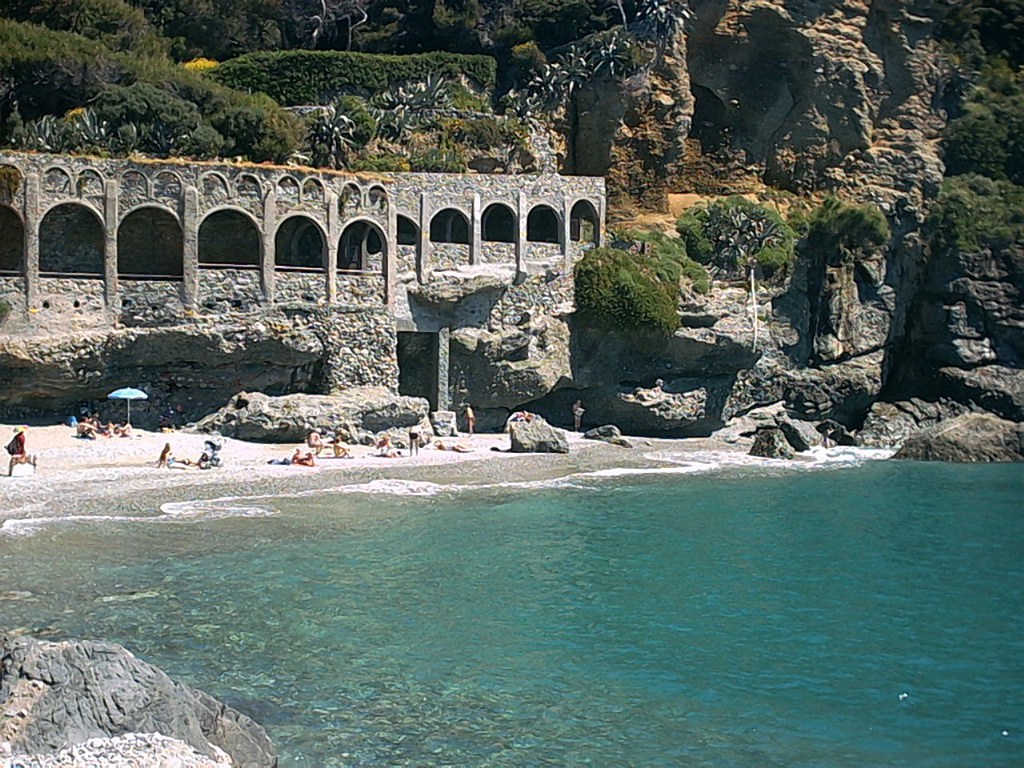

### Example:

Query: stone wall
xmin=310 ymin=308 xmax=398 ymax=392
xmin=490 ymin=273 xmax=575 ymax=328
xmin=337 ymin=273 xmax=386 ymax=307
xmin=429 ymin=243 xmax=472 ymax=272
xmin=119 ymin=280 xmax=185 ymax=327
xmin=275 ymin=271 xmax=328 ymax=305
xmin=198 ymin=269 xmax=263 ymax=313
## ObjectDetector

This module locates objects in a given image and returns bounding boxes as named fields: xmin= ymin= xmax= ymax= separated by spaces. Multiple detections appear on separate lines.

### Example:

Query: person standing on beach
xmin=464 ymin=404 xmax=476 ymax=436
xmin=6 ymin=426 xmax=35 ymax=475
xmin=572 ymin=400 xmax=586 ymax=431
xmin=408 ymin=424 xmax=420 ymax=456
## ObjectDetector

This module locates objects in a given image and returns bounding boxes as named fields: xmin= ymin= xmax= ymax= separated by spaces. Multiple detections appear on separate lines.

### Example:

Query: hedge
xmin=212 ymin=50 xmax=498 ymax=106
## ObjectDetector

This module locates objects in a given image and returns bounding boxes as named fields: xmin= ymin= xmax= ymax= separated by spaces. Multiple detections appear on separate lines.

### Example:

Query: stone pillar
xmin=470 ymin=192 xmax=482 ymax=266
xmin=23 ymin=173 xmax=40 ymax=309
xmin=262 ymin=186 xmax=277 ymax=303
xmin=417 ymin=192 xmax=430 ymax=284
xmin=385 ymin=203 xmax=397 ymax=307
xmin=515 ymin=190 xmax=528 ymax=280
xmin=435 ymin=327 xmax=451 ymax=412
xmin=326 ymin=191 xmax=338 ymax=304
xmin=181 ymin=185 xmax=199 ymax=310
xmin=103 ymin=180 xmax=119 ymax=308
xmin=598 ymin=190 xmax=607 ymax=248
xmin=561 ymin=196 xmax=573 ymax=270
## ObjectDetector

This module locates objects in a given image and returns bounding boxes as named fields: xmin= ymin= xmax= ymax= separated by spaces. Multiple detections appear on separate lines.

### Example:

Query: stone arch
xmin=153 ymin=171 xmax=183 ymax=201
xmin=481 ymin=203 xmax=516 ymax=243
xmin=236 ymin=174 xmax=262 ymax=203
xmin=366 ymin=185 xmax=387 ymax=213
xmin=340 ymin=182 xmax=362 ymax=213
xmin=201 ymin=172 xmax=230 ymax=205
xmin=397 ymin=215 xmax=419 ymax=246
xmin=42 ymin=166 xmax=73 ymax=197
xmin=302 ymin=178 xmax=325 ymax=204
xmin=430 ymin=208 xmax=470 ymax=244
xmin=39 ymin=202 xmax=105 ymax=277
xmin=76 ymin=169 xmax=104 ymax=198
xmin=570 ymin=199 xmax=600 ymax=244
xmin=0 ymin=165 xmax=22 ymax=207
xmin=0 ymin=205 xmax=24 ymax=274
xmin=275 ymin=215 xmax=327 ymax=270
xmin=117 ymin=206 xmax=184 ymax=279
xmin=338 ymin=219 xmax=385 ymax=272
xmin=527 ymin=204 xmax=560 ymax=243
xmin=277 ymin=176 xmax=300 ymax=205
xmin=198 ymin=208 xmax=262 ymax=267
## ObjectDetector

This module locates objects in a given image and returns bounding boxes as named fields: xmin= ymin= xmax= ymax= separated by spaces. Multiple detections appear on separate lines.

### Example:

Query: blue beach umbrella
xmin=107 ymin=387 xmax=149 ymax=425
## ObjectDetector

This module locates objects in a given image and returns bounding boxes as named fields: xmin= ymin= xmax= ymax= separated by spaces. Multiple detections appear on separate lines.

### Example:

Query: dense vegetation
xmin=935 ymin=0 xmax=1024 ymax=255
xmin=803 ymin=196 xmax=890 ymax=264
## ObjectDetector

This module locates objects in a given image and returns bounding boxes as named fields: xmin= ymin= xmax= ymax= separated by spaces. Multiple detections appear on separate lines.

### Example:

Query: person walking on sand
xmin=572 ymin=399 xmax=586 ymax=431
xmin=6 ymin=426 xmax=35 ymax=476
xmin=464 ymin=404 xmax=476 ymax=436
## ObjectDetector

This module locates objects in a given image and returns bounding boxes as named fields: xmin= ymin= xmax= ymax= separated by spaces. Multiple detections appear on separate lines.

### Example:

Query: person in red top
xmin=7 ymin=426 xmax=35 ymax=476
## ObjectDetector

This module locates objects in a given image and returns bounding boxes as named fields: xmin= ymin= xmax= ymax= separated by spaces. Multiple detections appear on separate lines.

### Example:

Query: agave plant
xmin=113 ymin=122 xmax=141 ymax=154
xmin=631 ymin=0 xmax=692 ymax=43
xmin=68 ymin=108 xmax=111 ymax=151
xmin=307 ymin=104 xmax=356 ymax=168
xmin=17 ymin=115 xmax=69 ymax=153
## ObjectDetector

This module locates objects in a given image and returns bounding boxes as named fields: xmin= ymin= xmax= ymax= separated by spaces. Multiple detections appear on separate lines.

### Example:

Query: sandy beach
xmin=0 ymin=421 xmax=761 ymax=527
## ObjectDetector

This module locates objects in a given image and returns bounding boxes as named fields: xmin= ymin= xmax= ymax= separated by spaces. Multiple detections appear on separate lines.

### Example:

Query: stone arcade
xmin=0 ymin=152 xmax=604 ymax=412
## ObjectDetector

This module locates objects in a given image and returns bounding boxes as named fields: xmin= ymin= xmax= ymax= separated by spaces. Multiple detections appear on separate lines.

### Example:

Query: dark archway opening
xmin=482 ymin=204 xmax=515 ymax=243
xmin=39 ymin=203 xmax=104 ymax=277
xmin=527 ymin=206 xmax=560 ymax=243
xmin=398 ymin=215 xmax=419 ymax=246
xmin=276 ymin=216 xmax=326 ymax=271
xmin=118 ymin=207 xmax=184 ymax=279
xmin=397 ymin=332 xmax=440 ymax=411
xmin=338 ymin=220 xmax=385 ymax=272
xmin=0 ymin=206 xmax=25 ymax=275
xmin=570 ymin=200 xmax=600 ymax=244
xmin=429 ymin=208 xmax=470 ymax=244
xmin=199 ymin=210 xmax=261 ymax=268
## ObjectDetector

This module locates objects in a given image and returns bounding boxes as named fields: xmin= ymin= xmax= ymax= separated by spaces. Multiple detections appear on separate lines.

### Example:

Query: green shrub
xmin=804 ymin=196 xmax=890 ymax=262
xmin=348 ymin=153 xmax=411 ymax=172
xmin=675 ymin=196 xmax=797 ymax=278
xmin=574 ymin=246 xmax=680 ymax=335
xmin=4 ymin=0 xmax=166 ymax=55
xmin=212 ymin=50 xmax=498 ymax=106
xmin=926 ymin=174 xmax=1024 ymax=253
xmin=409 ymin=145 xmax=467 ymax=172
xmin=612 ymin=228 xmax=709 ymax=294
xmin=335 ymin=95 xmax=378 ymax=147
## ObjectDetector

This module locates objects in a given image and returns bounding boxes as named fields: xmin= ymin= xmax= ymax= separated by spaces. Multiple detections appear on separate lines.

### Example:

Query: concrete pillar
xmin=262 ymin=186 xmax=277 ymax=302
xmin=470 ymin=192 xmax=482 ymax=266
xmin=103 ymin=180 xmax=119 ymax=308
xmin=23 ymin=173 xmax=40 ymax=309
xmin=181 ymin=185 xmax=199 ymax=309
xmin=561 ymin=196 xmax=573 ymax=270
xmin=435 ymin=327 xmax=450 ymax=412
xmin=417 ymin=192 xmax=430 ymax=284
xmin=515 ymin=190 xmax=528 ymax=280
xmin=326 ymin=191 xmax=338 ymax=304
xmin=598 ymin=191 xmax=607 ymax=247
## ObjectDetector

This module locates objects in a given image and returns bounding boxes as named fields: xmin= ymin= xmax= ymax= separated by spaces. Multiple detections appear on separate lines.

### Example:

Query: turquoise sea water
xmin=2 ymin=461 xmax=1023 ymax=766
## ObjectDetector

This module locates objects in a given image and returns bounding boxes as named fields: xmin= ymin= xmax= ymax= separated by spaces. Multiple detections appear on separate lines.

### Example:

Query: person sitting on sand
xmin=76 ymin=419 xmax=98 ymax=440
xmin=375 ymin=434 xmax=398 ymax=458
xmin=306 ymin=429 xmax=324 ymax=456
xmin=291 ymin=448 xmax=316 ymax=467
xmin=156 ymin=443 xmax=173 ymax=468
xmin=327 ymin=434 xmax=351 ymax=458
xmin=114 ymin=421 xmax=133 ymax=438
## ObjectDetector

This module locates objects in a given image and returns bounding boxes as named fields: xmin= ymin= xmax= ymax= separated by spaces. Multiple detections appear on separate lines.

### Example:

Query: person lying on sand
xmin=375 ymin=435 xmax=399 ymax=458
xmin=433 ymin=440 xmax=473 ymax=453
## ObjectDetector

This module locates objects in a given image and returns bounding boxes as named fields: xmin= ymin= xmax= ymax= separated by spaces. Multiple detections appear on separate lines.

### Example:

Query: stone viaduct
xmin=0 ymin=151 xmax=605 ymax=412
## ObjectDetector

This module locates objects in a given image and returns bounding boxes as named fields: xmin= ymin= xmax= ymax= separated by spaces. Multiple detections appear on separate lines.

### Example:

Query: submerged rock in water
xmin=893 ymin=413 xmax=1024 ymax=462
xmin=0 ymin=633 xmax=275 ymax=767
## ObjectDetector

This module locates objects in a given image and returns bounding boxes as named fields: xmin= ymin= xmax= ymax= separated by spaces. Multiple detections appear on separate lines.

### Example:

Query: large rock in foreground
xmin=509 ymin=418 xmax=569 ymax=454
xmin=0 ymin=634 xmax=275 ymax=767
xmin=894 ymin=413 xmax=1024 ymax=463
xmin=196 ymin=388 xmax=429 ymax=442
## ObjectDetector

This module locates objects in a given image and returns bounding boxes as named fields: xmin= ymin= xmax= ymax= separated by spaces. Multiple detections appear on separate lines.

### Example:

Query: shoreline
xmin=0 ymin=422 xmax=889 ymax=529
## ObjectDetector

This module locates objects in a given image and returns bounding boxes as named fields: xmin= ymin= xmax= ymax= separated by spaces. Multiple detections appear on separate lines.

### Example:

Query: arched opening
xmin=199 ymin=210 xmax=261 ymax=268
xmin=39 ymin=203 xmax=104 ymax=277
xmin=482 ymin=203 xmax=516 ymax=243
xmin=527 ymin=205 xmax=560 ymax=244
xmin=338 ymin=220 xmax=386 ymax=272
xmin=117 ymin=207 xmax=184 ymax=279
xmin=275 ymin=216 xmax=326 ymax=271
xmin=397 ymin=215 xmax=419 ymax=246
xmin=430 ymin=208 xmax=469 ymax=244
xmin=0 ymin=206 xmax=24 ymax=275
xmin=570 ymin=199 xmax=600 ymax=244
xmin=367 ymin=185 xmax=387 ymax=212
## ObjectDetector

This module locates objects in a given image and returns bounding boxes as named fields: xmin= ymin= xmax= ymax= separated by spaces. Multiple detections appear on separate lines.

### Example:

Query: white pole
xmin=750 ymin=266 xmax=759 ymax=350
